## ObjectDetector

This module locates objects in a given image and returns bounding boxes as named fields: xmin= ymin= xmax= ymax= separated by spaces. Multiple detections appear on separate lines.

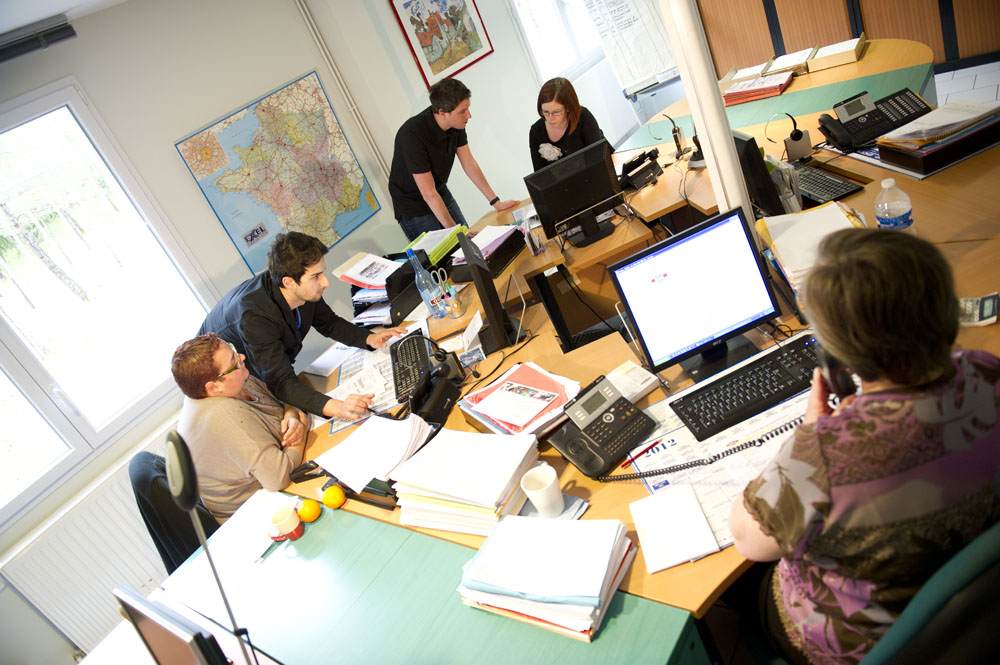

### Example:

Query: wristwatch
xmin=488 ymin=196 xmax=500 ymax=206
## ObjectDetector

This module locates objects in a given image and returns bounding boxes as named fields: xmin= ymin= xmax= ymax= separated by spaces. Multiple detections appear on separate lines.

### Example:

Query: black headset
xmin=786 ymin=113 xmax=803 ymax=141
xmin=662 ymin=113 xmax=687 ymax=158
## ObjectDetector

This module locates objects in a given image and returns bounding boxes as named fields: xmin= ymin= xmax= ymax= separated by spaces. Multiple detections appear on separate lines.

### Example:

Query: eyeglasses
xmin=216 ymin=342 xmax=242 ymax=379
xmin=541 ymin=109 xmax=565 ymax=117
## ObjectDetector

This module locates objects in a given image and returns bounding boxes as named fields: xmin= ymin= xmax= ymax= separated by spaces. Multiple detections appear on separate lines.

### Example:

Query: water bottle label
xmin=876 ymin=209 xmax=913 ymax=231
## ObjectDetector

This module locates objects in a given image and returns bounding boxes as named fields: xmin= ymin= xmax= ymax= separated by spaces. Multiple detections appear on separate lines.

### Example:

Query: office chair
xmin=128 ymin=451 xmax=219 ymax=574
xmin=739 ymin=520 xmax=1000 ymax=665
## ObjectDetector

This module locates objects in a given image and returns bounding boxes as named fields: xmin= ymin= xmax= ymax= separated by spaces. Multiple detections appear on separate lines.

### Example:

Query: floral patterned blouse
xmin=743 ymin=349 xmax=1000 ymax=664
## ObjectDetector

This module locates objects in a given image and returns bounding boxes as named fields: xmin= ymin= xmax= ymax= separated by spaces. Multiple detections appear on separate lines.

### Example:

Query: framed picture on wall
xmin=390 ymin=0 xmax=494 ymax=88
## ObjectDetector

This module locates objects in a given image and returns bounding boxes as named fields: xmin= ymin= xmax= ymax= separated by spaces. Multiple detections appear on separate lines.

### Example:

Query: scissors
xmin=429 ymin=268 xmax=450 ymax=292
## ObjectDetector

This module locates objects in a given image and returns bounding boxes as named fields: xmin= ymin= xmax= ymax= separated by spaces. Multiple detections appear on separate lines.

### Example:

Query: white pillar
xmin=657 ymin=0 xmax=752 ymax=221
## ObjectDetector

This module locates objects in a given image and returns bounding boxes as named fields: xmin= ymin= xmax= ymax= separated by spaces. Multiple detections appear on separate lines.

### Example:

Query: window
xmin=0 ymin=79 xmax=208 ymax=523
xmin=508 ymin=0 xmax=604 ymax=82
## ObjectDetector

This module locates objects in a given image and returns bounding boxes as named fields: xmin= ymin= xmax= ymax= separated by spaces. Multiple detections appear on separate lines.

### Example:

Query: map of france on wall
xmin=176 ymin=72 xmax=378 ymax=273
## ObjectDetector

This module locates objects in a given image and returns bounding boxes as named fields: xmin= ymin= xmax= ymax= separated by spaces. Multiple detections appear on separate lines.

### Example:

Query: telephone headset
xmin=814 ymin=339 xmax=857 ymax=399
xmin=766 ymin=112 xmax=811 ymax=161
xmin=662 ymin=113 xmax=691 ymax=160
xmin=818 ymin=88 xmax=931 ymax=152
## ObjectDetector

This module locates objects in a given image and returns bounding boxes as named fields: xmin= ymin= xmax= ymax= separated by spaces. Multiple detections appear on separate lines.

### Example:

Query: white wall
xmin=0 ymin=0 xmax=541 ymax=658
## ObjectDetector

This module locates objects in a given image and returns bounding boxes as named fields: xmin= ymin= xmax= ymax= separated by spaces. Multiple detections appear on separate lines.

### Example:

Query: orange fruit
xmin=322 ymin=485 xmax=347 ymax=509
xmin=297 ymin=499 xmax=321 ymax=523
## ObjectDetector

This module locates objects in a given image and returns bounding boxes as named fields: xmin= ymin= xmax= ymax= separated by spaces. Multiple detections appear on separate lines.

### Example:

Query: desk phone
xmin=818 ymin=88 xmax=931 ymax=151
xmin=546 ymin=376 xmax=657 ymax=478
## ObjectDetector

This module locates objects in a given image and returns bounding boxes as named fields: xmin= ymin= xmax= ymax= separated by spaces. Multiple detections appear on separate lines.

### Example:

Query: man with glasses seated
xmin=171 ymin=333 xmax=307 ymax=522
xmin=199 ymin=231 xmax=405 ymax=420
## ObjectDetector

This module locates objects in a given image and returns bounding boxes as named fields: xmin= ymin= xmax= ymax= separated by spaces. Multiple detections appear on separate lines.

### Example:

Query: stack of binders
xmin=389 ymin=429 xmax=538 ymax=536
xmin=458 ymin=517 xmax=636 ymax=641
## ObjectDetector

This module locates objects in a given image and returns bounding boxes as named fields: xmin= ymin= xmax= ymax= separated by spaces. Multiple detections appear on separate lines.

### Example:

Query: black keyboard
xmin=390 ymin=332 xmax=432 ymax=403
xmin=669 ymin=335 xmax=819 ymax=441
xmin=794 ymin=164 xmax=862 ymax=205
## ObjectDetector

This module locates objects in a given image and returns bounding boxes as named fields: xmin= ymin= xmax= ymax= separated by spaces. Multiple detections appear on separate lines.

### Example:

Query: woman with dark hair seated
xmin=528 ymin=77 xmax=604 ymax=172
xmin=728 ymin=228 xmax=1000 ymax=664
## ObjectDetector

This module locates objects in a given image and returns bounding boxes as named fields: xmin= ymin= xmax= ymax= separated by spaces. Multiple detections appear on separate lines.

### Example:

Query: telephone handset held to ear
xmin=814 ymin=339 xmax=857 ymax=399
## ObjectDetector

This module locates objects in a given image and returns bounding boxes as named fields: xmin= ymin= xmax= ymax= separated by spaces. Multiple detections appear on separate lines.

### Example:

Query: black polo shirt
xmin=388 ymin=106 xmax=468 ymax=220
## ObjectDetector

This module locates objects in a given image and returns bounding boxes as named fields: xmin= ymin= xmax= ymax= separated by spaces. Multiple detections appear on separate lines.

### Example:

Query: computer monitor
xmin=523 ymin=139 xmax=622 ymax=248
xmin=732 ymin=130 xmax=784 ymax=217
xmin=457 ymin=231 xmax=525 ymax=355
xmin=608 ymin=207 xmax=781 ymax=382
xmin=114 ymin=586 xmax=229 ymax=665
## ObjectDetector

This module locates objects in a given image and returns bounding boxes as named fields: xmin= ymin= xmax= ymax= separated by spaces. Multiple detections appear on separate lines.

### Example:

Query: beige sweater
xmin=177 ymin=375 xmax=302 ymax=522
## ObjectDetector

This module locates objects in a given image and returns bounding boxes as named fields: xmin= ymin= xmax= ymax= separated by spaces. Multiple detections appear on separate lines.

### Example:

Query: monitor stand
xmin=679 ymin=334 xmax=759 ymax=383
xmin=565 ymin=212 xmax=614 ymax=248
xmin=478 ymin=316 xmax=526 ymax=356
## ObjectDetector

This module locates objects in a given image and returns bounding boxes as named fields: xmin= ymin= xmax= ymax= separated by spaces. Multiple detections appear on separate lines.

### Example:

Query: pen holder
xmin=446 ymin=288 xmax=466 ymax=318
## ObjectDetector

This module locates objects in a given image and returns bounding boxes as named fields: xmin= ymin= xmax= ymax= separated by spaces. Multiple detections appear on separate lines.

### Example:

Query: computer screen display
xmin=608 ymin=207 xmax=780 ymax=379
xmin=523 ymin=139 xmax=621 ymax=248
xmin=114 ymin=586 xmax=229 ymax=665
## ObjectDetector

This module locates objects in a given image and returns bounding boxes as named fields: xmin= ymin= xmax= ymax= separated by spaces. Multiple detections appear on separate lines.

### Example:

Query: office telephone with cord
xmin=545 ymin=375 xmax=657 ymax=478
xmin=817 ymin=88 xmax=931 ymax=152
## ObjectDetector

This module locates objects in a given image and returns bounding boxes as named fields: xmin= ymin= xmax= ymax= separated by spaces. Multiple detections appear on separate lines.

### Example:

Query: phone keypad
xmin=843 ymin=109 xmax=893 ymax=144
xmin=582 ymin=398 xmax=655 ymax=457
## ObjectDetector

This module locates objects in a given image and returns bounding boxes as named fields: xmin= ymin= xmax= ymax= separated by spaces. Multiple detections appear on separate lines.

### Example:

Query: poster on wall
xmin=175 ymin=72 xmax=379 ymax=273
xmin=390 ymin=0 xmax=494 ymax=88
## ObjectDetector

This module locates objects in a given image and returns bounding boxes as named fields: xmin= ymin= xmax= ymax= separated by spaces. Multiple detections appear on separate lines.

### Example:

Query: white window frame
xmin=506 ymin=0 xmax=606 ymax=85
xmin=0 ymin=77 xmax=215 ymax=526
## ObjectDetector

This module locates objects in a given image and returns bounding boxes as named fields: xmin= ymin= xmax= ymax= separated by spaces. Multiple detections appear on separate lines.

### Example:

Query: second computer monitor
xmin=608 ymin=207 xmax=781 ymax=382
xmin=732 ymin=130 xmax=784 ymax=217
xmin=524 ymin=138 xmax=621 ymax=248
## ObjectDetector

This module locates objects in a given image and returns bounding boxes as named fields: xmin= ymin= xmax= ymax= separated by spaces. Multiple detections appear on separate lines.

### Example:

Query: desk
xmin=154 ymin=498 xmax=709 ymax=664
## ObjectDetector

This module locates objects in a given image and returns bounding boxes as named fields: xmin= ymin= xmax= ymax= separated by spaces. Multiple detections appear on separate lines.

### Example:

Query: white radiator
xmin=0 ymin=453 xmax=167 ymax=653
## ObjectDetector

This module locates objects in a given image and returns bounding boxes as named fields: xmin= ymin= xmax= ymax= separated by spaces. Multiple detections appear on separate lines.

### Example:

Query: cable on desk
xmin=559 ymin=268 xmax=619 ymax=335
xmin=460 ymin=328 xmax=538 ymax=395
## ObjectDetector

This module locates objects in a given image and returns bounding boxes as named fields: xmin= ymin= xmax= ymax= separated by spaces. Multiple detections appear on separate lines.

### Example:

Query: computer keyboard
xmin=390 ymin=332 xmax=433 ymax=403
xmin=794 ymin=163 xmax=863 ymax=205
xmin=669 ymin=335 xmax=819 ymax=441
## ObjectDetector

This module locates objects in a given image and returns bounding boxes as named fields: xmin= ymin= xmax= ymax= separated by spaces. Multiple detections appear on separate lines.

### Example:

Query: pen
xmin=620 ymin=438 xmax=662 ymax=468
xmin=365 ymin=406 xmax=378 ymax=415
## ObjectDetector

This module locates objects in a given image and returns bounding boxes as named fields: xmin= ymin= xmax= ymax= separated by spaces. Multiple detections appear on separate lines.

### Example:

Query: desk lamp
xmin=166 ymin=430 xmax=254 ymax=665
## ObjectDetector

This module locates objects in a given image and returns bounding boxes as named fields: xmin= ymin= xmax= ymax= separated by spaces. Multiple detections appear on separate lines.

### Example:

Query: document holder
xmin=449 ymin=229 xmax=525 ymax=283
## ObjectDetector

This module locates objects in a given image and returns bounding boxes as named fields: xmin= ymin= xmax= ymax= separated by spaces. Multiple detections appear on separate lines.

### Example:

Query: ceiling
xmin=0 ymin=0 xmax=127 ymax=40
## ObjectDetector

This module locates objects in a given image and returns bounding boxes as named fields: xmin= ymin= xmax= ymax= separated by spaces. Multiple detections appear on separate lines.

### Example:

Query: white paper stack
xmin=458 ymin=362 xmax=580 ymax=435
xmin=458 ymin=517 xmax=636 ymax=641
xmin=390 ymin=429 xmax=538 ymax=535
xmin=313 ymin=414 xmax=433 ymax=493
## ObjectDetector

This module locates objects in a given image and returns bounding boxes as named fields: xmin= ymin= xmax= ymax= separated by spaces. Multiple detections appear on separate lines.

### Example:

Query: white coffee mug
xmin=520 ymin=463 xmax=564 ymax=518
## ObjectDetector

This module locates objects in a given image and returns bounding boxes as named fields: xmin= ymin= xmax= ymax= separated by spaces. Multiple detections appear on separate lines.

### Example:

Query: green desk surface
xmin=165 ymin=506 xmax=710 ymax=665
xmin=620 ymin=63 xmax=935 ymax=153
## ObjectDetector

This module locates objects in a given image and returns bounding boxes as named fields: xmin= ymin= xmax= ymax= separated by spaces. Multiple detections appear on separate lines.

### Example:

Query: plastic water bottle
xmin=874 ymin=178 xmax=915 ymax=233
xmin=405 ymin=248 xmax=447 ymax=318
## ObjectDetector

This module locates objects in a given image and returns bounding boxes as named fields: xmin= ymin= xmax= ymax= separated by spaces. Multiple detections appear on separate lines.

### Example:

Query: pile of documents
xmin=754 ymin=201 xmax=861 ymax=297
xmin=450 ymin=225 xmax=522 ymax=265
xmin=459 ymin=362 xmax=580 ymax=435
xmin=405 ymin=225 xmax=467 ymax=266
xmin=335 ymin=252 xmax=401 ymax=289
xmin=875 ymin=100 xmax=1000 ymax=173
xmin=313 ymin=414 xmax=433 ymax=493
xmin=723 ymin=70 xmax=793 ymax=106
xmin=390 ymin=429 xmax=538 ymax=535
xmin=458 ymin=517 xmax=636 ymax=641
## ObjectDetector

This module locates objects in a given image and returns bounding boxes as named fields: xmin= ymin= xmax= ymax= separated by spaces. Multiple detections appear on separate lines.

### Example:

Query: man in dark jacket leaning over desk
xmin=199 ymin=231 xmax=405 ymax=420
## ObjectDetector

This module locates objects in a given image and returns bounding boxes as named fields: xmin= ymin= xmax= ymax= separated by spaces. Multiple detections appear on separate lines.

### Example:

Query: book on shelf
xmin=389 ymin=428 xmax=538 ymax=536
xmin=761 ymin=46 xmax=817 ymax=76
xmin=723 ymin=70 xmax=793 ymax=106
xmin=807 ymin=33 xmax=867 ymax=72
xmin=458 ymin=517 xmax=636 ymax=641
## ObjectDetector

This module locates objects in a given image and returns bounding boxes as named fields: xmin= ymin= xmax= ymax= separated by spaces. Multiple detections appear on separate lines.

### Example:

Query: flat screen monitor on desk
xmin=524 ymin=139 xmax=622 ymax=248
xmin=608 ymin=207 xmax=781 ymax=382
xmin=733 ymin=130 xmax=785 ymax=218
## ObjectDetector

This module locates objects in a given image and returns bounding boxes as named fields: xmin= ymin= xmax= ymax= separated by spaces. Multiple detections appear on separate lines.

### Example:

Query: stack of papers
xmin=351 ymin=303 xmax=391 ymax=326
xmin=723 ymin=70 xmax=793 ymax=106
xmin=807 ymin=33 xmax=866 ymax=72
xmin=405 ymin=225 xmax=468 ymax=266
xmin=458 ymin=517 xmax=636 ymax=641
xmin=352 ymin=288 xmax=388 ymax=305
xmin=762 ymin=46 xmax=817 ymax=76
xmin=451 ymin=225 xmax=522 ymax=264
xmin=629 ymin=485 xmax=719 ymax=574
xmin=335 ymin=253 xmax=401 ymax=289
xmin=754 ymin=201 xmax=861 ymax=296
xmin=390 ymin=429 xmax=538 ymax=535
xmin=459 ymin=362 xmax=580 ymax=435
xmin=877 ymin=101 xmax=1000 ymax=150
xmin=313 ymin=414 xmax=433 ymax=494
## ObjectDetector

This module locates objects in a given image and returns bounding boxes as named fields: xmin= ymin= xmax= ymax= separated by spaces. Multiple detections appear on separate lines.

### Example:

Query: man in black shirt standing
xmin=388 ymin=78 xmax=517 ymax=241
xmin=199 ymin=232 xmax=405 ymax=419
